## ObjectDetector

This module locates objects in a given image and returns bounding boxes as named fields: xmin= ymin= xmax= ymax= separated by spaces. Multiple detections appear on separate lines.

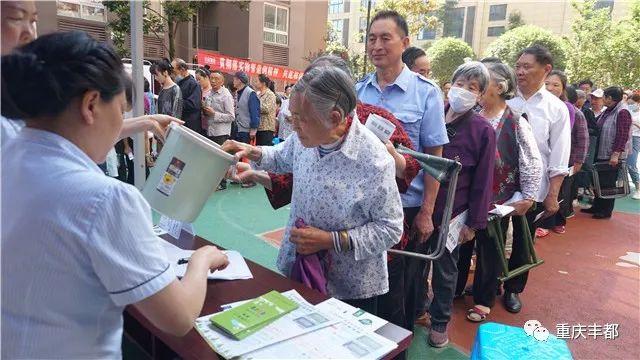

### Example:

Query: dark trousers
xmin=591 ymin=163 xmax=618 ymax=217
xmin=209 ymin=135 xmax=230 ymax=188
xmin=426 ymin=231 xmax=459 ymax=332
xmin=236 ymin=131 xmax=251 ymax=144
xmin=377 ymin=256 xmax=406 ymax=329
xmin=343 ymin=296 xmax=379 ymax=316
xmin=456 ymin=218 xmax=510 ymax=308
xmin=542 ymin=175 xmax=575 ymax=228
xmin=400 ymin=207 xmax=428 ymax=332
xmin=256 ymin=130 xmax=274 ymax=146
xmin=504 ymin=206 xmax=543 ymax=294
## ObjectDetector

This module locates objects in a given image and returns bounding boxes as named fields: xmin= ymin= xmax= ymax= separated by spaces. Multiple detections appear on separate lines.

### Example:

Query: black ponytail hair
xmin=1 ymin=31 xmax=127 ymax=120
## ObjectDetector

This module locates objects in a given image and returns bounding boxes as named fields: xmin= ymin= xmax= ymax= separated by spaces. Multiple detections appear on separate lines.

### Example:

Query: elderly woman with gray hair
xmin=422 ymin=61 xmax=496 ymax=347
xmin=455 ymin=61 xmax=543 ymax=323
xmin=223 ymin=66 xmax=404 ymax=312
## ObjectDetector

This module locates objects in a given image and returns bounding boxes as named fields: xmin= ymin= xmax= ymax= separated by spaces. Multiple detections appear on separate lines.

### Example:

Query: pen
xmin=177 ymin=258 xmax=190 ymax=265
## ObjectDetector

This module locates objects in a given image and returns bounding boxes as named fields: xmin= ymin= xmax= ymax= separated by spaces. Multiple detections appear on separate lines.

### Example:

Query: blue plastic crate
xmin=471 ymin=322 xmax=573 ymax=360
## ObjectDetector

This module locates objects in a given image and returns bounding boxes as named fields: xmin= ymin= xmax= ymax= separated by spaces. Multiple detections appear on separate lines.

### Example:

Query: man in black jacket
xmin=172 ymin=58 xmax=202 ymax=133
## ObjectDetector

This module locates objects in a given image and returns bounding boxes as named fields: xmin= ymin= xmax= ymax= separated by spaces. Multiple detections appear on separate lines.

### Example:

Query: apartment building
xmin=328 ymin=0 xmax=631 ymax=57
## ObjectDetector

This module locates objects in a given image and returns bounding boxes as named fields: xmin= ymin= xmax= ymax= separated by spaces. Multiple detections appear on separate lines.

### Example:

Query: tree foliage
xmin=426 ymin=37 xmax=475 ymax=85
xmin=104 ymin=1 xmax=248 ymax=59
xmin=507 ymin=10 xmax=525 ymax=30
xmin=484 ymin=25 xmax=568 ymax=70
xmin=306 ymin=22 xmax=367 ymax=80
xmin=565 ymin=0 xmax=640 ymax=88
xmin=372 ymin=0 xmax=439 ymax=36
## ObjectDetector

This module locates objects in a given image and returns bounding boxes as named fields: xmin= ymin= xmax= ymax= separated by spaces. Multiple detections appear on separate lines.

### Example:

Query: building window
xmin=443 ymin=7 xmax=465 ymax=38
xmin=358 ymin=17 xmax=368 ymax=42
xmin=487 ymin=26 xmax=505 ymax=37
xmin=595 ymin=0 xmax=614 ymax=13
xmin=332 ymin=19 xmax=349 ymax=47
xmin=264 ymin=3 xmax=289 ymax=46
xmin=329 ymin=0 xmax=343 ymax=14
xmin=361 ymin=0 xmax=376 ymax=9
xmin=489 ymin=4 xmax=507 ymax=21
xmin=57 ymin=0 xmax=105 ymax=22
xmin=417 ymin=28 xmax=436 ymax=40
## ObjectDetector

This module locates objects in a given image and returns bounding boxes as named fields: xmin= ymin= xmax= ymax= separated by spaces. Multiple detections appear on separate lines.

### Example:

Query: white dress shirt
xmin=1 ymin=115 xmax=25 ymax=146
xmin=2 ymin=128 xmax=174 ymax=359
xmin=507 ymin=86 xmax=571 ymax=202
xmin=254 ymin=119 xmax=404 ymax=299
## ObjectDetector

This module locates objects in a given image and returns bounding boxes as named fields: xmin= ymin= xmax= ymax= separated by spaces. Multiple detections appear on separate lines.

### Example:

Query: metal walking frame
xmin=386 ymin=145 xmax=462 ymax=261
xmin=486 ymin=213 xmax=544 ymax=283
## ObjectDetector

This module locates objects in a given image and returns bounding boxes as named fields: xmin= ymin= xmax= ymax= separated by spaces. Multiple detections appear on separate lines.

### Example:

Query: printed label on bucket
xmin=157 ymin=157 xmax=186 ymax=197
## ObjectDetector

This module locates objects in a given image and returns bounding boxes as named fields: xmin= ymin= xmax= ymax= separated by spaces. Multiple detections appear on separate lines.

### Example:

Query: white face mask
xmin=447 ymin=86 xmax=478 ymax=113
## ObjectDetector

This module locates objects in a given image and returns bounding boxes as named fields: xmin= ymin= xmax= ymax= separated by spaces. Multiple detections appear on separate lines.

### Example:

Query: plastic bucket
xmin=142 ymin=123 xmax=236 ymax=222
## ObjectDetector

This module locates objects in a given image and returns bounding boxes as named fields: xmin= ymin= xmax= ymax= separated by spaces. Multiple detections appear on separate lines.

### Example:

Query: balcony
xmin=197 ymin=25 xmax=219 ymax=51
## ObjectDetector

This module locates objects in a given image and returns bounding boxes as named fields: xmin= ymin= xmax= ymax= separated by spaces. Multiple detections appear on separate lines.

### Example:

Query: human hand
xmin=289 ymin=226 xmax=333 ymax=255
xmin=190 ymin=245 xmax=229 ymax=272
xmin=509 ymin=199 xmax=534 ymax=216
xmin=609 ymin=153 xmax=620 ymax=167
xmin=459 ymin=225 xmax=476 ymax=244
xmin=226 ymin=162 xmax=255 ymax=183
xmin=222 ymin=140 xmax=262 ymax=162
xmin=541 ymin=194 xmax=560 ymax=220
xmin=573 ymin=163 xmax=583 ymax=174
xmin=148 ymin=114 xmax=184 ymax=142
xmin=411 ymin=209 xmax=434 ymax=243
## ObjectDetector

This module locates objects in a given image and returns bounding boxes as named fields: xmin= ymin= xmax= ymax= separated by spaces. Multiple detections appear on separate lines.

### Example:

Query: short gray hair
xmin=306 ymin=55 xmax=352 ymax=78
xmin=576 ymin=89 xmax=587 ymax=100
xmin=451 ymin=61 xmax=490 ymax=94
xmin=292 ymin=66 xmax=356 ymax=128
xmin=485 ymin=62 xmax=517 ymax=100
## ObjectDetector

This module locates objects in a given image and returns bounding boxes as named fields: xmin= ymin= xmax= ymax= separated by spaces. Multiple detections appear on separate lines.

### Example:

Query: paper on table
xmin=158 ymin=215 xmax=195 ymax=239
xmin=446 ymin=210 xmax=468 ymax=253
xmin=194 ymin=290 xmax=339 ymax=359
xmin=315 ymin=298 xmax=387 ymax=332
xmin=160 ymin=240 xmax=253 ymax=280
xmin=240 ymin=319 xmax=397 ymax=359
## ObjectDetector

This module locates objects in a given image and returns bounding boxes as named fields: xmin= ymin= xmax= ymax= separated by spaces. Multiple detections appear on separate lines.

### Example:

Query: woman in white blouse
xmin=223 ymin=66 xmax=404 ymax=313
xmin=1 ymin=31 xmax=228 ymax=359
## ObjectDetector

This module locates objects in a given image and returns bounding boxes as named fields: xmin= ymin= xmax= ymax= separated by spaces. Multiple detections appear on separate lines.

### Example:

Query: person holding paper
xmin=1 ymin=32 xmax=229 ymax=359
xmin=455 ymin=61 xmax=542 ymax=323
xmin=223 ymin=66 xmax=404 ymax=315
xmin=421 ymin=61 xmax=496 ymax=347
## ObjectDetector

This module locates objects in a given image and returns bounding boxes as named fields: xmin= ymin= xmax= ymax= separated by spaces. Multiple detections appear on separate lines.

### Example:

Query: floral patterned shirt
xmin=254 ymin=120 xmax=404 ymax=299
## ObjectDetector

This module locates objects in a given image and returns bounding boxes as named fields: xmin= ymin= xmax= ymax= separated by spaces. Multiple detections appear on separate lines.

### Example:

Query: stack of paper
xmin=160 ymin=240 xmax=253 ymax=280
xmin=195 ymin=291 xmax=397 ymax=359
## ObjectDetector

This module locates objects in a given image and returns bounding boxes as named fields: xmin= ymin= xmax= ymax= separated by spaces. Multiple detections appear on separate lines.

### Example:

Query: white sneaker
xmin=632 ymin=190 xmax=640 ymax=200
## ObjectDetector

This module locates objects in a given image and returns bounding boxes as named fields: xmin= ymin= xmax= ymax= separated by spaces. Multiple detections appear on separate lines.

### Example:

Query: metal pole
xmin=131 ymin=0 xmax=146 ymax=189
xmin=362 ymin=0 xmax=372 ymax=76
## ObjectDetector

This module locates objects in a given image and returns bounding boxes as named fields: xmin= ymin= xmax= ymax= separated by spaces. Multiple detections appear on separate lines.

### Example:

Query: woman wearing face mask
xmin=423 ymin=61 xmax=496 ymax=346
xmin=1 ymin=31 xmax=228 ymax=359
xmin=626 ymin=93 xmax=640 ymax=199
xmin=456 ymin=61 xmax=542 ymax=323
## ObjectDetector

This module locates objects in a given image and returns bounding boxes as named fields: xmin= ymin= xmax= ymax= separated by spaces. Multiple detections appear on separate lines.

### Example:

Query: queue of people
xmin=1 ymin=1 xmax=638 ymax=358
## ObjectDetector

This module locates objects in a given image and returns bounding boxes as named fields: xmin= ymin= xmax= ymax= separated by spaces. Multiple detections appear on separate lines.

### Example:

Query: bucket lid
xmin=166 ymin=123 xmax=236 ymax=163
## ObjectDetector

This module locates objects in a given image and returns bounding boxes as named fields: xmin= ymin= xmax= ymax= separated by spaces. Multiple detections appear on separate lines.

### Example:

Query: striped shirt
xmin=1 ymin=128 xmax=174 ymax=359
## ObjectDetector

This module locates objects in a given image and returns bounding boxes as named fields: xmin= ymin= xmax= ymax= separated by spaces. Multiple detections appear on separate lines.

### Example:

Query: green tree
xmin=104 ymin=1 xmax=249 ymax=59
xmin=484 ymin=25 xmax=568 ymax=70
xmin=371 ymin=0 xmax=439 ymax=36
xmin=426 ymin=37 xmax=475 ymax=85
xmin=565 ymin=0 xmax=640 ymax=88
xmin=507 ymin=10 xmax=525 ymax=30
xmin=307 ymin=22 xmax=367 ymax=80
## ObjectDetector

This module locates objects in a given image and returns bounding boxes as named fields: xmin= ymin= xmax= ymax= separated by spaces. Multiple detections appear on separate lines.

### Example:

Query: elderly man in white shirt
xmin=224 ymin=66 xmax=404 ymax=313
xmin=505 ymin=45 xmax=571 ymax=313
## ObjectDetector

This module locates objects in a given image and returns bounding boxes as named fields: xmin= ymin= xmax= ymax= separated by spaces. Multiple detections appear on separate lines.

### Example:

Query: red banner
xmin=197 ymin=50 xmax=303 ymax=82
